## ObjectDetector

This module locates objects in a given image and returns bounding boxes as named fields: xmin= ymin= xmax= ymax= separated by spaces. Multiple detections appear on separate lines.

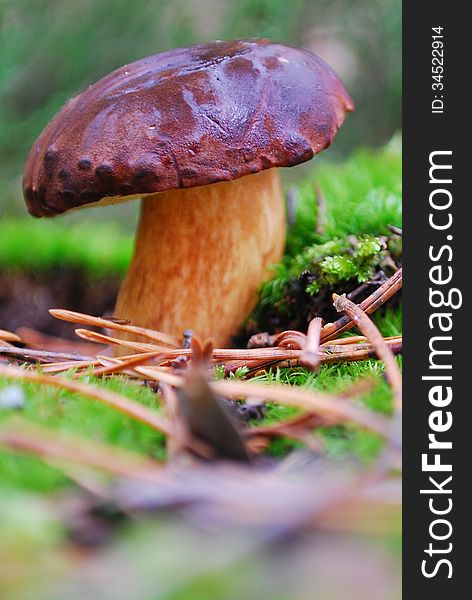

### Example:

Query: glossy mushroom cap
xmin=23 ymin=38 xmax=354 ymax=217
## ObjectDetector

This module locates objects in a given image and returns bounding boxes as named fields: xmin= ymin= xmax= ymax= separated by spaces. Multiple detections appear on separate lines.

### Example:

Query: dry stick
xmin=150 ymin=337 xmax=398 ymax=375
xmin=273 ymin=330 xmax=306 ymax=349
xmin=319 ymin=339 xmax=402 ymax=365
xmin=300 ymin=317 xmax=323 ymax=371
xmin=322 ymin=334 xmax=402 ymax=347
xmin=74 ymin=329 xmax=165 ymax=353
xmin=272 ymin=332 xmax=402 ymax=352
xmin=113 ymin=339 xmax=402 ymax=372
xmin=223 ymin=338 xmax=402 ymax=374
xmin=322 ymin=342 xmax=375 ymax=354
xmin=15 ymin=326 xmax=101 ymax=356
xmin=0 ymin=329 xmax=22 ymax=343
xmin=50 ymin=308 xmax=180 ymax=347
xmin=134 ymin=366 xmax=391 ymax=439
xmin=332 ymin=294 xmax=402 ymax=411
xmin=75 ymin=326 xmax=401 ymax=366
xmin=119 ymin=338 xmax=402 ymax=377
xmin=222 ymin=357 xmax=282 ymax=376
xmin=94 ymin=356 xmax=131 ymax=366
xmin=93 ymin=356 xmax=174 ymax=384
xmin=347 ymin=270 xmax=387 ymax=302
xmin=0 ymin=420 xmax=163 ymax=481
xmin=321 ymin=335 xmax=368 ymax=346
xmin=321 ymin=267 xmax=402 ymax=343
xmin=388 ymin=224 xmax=403 ymax=236
xmin=73 ymin=350 xmax=165 ymax=379
xmin=73 ymin=326 xmax=401 ymax=374
xmin=125 ymin=345 xmax=304 ymax=362
xmin=208 ymin=347 xmax=302 ymax=360
xmin=0 ymin=345 xmax=95 ymax=364
xmin=321 ymin=338 xmax=402 ymax=355
xmin=0 ymin=363 xmax=172 ymax=436
xmin=41 ymin=359 xmax=100 ymax=373
xmin=249 ymin=331 xmax=370 ymax=350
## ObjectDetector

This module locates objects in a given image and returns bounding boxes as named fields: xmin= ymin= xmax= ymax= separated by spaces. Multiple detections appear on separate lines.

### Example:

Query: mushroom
xmin=23 ymin=39 xmax=353 ymax=349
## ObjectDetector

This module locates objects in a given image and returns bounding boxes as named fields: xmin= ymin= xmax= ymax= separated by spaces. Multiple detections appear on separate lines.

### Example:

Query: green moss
xmin=261 ymin=234 xmax=389 ymax=309
xmin=0 ymin=219 xmax=133 ymax=277
xmin=0 ymin=373 xmax=165 ymax=491
xmin=249 ymin=142 xmax=401 ymax=332
xmin=287 ymin=139 xmax=402 ymax=254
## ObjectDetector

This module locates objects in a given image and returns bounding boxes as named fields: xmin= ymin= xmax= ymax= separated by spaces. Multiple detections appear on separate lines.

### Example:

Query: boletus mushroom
xmin=23 ymin=39 xmax=353 ymax=349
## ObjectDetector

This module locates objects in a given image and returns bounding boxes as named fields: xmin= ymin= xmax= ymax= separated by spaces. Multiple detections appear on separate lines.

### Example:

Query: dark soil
xmin=0 ymin=268 xmax=119 ymax=339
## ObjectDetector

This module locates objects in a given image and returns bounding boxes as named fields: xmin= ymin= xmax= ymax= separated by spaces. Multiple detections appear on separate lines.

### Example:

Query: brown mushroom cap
xmin=23 ymin=38 xmax=354 ymax=217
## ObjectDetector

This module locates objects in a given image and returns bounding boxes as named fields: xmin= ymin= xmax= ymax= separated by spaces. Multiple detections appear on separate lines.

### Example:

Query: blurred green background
xmin=0 ymin=0 xmax=401 ymax=222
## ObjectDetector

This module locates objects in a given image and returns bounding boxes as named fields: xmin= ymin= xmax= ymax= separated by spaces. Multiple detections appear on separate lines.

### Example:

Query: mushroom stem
xmin=114 ymin=169 xmax=285 ymax=350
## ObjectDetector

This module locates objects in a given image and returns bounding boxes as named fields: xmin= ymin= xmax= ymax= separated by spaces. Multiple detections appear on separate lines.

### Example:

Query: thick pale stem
xmin=114 ymin=169 xmax=285 ymax=349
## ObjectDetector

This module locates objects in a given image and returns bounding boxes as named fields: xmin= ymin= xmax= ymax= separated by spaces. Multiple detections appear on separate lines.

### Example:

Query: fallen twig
xmin=0 ymin=329 xmax=22 ymax=343
xmin=50 ymin=308 xmax=180 ymax=347
xmin=16 ymin=326 xmax=101 ymax=356
xmin=387 ymin=224 xmax=402 ymax=236
xmin=332 ymin=294 xmax=402 ymax=410
xmin=73 ymin=350 xmax=165 ymax=379
xmin=300 ymin=317 xmax=322 ymax=371
xmin=0 ymin=345 xmax=95 ymax=364
xmin=321 ymin=267 xmax=402 ymax=342
xmin=40 ymin=359 xmax=100 ymax=373
xmin=74 ymin=328 xmax=165 ymax=353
